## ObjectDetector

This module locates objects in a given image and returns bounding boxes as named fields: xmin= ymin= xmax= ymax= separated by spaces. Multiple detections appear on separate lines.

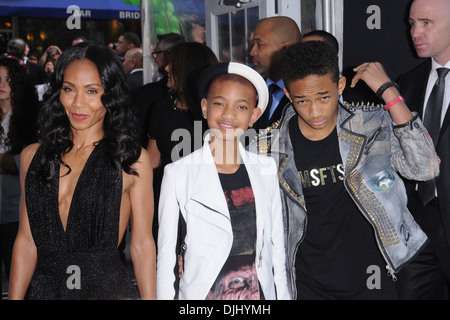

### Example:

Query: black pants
xmin=396 ymin=193 xmax=450 ymax=300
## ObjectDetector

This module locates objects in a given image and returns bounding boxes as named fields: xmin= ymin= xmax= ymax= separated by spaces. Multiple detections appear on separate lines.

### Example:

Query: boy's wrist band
xmin=376 ymin=81 xmax=399 ymax=100
xmin=385 ymin=96 xmax=404 ymax=111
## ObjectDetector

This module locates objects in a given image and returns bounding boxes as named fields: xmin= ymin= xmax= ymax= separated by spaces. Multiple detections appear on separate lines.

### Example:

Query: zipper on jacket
xmin=364 ymin=128 xmax=381 ymax=155
xmin=386 ymin=265 xmax=397 ymax=281
xmin=290 ymin=234 xmax=304 ymax=300
xmin=279 ymin=179 xmax=308 ymax=300
xmin=286 ymin=195 xmax=307 ymax=300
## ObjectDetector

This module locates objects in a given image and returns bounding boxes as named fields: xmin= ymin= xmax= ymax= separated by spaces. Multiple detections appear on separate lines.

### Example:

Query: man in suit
xmin=123 ymin=47 xmax=144 ymax=96
xmin=396 ymin=0 xmax=450 ymax=299
xmin=250 ymin=16 xmax=302 ymax=131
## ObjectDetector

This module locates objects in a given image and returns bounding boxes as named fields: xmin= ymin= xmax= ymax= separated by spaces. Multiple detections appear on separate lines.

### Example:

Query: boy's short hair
xmin=281 ymin=41 xmax=340 ymax=89
xmin=198 ymin=62 xmax=268 ymax=116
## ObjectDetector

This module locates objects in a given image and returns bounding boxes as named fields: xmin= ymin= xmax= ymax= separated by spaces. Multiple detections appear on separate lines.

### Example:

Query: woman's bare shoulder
xmin=21 ymin=143 xmax=40 ymax=166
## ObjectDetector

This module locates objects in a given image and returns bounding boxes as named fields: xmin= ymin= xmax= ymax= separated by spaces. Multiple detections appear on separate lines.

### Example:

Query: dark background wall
xmin=342 ymin=0 xmax=425 ymax=103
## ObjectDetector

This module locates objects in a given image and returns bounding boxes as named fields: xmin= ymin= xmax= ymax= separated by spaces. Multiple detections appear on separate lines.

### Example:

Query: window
xmin=216 ymin=6 xmax=259 ymax=63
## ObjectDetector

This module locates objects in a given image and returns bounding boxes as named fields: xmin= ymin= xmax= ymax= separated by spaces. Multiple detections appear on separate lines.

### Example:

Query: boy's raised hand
xmin=351 ymin=62 xmax=391 ymax=94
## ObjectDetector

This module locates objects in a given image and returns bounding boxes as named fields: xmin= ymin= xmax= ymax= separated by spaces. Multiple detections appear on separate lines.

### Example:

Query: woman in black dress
xmin=9 ymin=42 xmax=156 ymax=300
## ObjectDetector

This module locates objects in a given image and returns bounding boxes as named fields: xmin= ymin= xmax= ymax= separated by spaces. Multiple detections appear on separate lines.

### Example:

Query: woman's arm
xmin=8 ymin=144 xmax=39 ymax=300
xmin=128 ymin=148 xmax=157 ymax=300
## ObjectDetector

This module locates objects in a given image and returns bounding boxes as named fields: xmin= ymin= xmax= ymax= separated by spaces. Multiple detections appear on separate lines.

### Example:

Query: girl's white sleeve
xmin=156 ymin=166 xmax=180 ymax=300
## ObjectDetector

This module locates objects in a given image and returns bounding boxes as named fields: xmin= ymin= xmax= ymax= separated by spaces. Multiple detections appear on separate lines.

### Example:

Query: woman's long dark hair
xmin=0 ymin=57 xmax=40 ymax=154
xmin=37 ymin=41 xmax=141 ymax=182
xmin=168 ymin=42 xmax=218 ymax=120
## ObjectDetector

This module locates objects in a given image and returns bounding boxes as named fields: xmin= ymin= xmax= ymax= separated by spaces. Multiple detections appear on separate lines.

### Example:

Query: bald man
xmin=250 ymin=16 xmax=302 ymax=131
xmin=396 ymin=0 xmax=450 ymax=300
xmin=123 ymin=47 xmax=144 ymax=95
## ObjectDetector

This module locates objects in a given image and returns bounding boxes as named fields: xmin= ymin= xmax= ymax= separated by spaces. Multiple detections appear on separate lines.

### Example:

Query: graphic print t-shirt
xmin=289 ymin=116 xmax=397 ymax=300
xmin=206 ymin=164 xmax=261 ymax=300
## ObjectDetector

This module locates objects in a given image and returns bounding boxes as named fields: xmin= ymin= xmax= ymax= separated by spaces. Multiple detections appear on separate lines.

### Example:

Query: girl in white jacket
xmin=156 ymin=62 xmax=290 ymax=300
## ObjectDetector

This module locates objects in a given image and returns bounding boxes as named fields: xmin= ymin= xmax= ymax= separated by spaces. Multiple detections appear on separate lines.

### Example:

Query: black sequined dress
xmin=24 ymin=141 xmax=139 ymax=300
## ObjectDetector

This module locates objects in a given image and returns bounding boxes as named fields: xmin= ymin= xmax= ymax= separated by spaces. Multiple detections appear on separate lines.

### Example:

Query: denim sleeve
xmin=391 ymin=112 xmax=440 ymax=181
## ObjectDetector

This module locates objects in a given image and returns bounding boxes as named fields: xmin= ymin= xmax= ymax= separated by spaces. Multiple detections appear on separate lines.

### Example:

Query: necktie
xmin=418 ymin=67 xmax=450 ymax=205
xmin=265 ymin=83 xmax=279 ymax=124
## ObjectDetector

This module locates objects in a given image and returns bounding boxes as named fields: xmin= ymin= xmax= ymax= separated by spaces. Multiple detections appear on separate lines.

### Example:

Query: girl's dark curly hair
xmin=0 ymin=57 xmax=40 ymax=154
xmin=37 ymin=41 xmax=141 ymax=183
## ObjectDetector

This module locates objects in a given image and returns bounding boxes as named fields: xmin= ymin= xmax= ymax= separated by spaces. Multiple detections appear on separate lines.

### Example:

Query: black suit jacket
xmin=253 ymin=94 xmax=290 ymax=132
xmin=398 ymin=59 xmax=450 ymax=247
xmin=131 ymin=77 xmax=169 ymax=147
xmin=126 ymin=70 xmax=144 ymax=96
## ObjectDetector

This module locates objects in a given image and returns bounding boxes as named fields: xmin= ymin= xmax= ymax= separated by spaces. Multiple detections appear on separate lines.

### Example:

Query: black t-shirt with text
xmin=289 ymin=115 xmax=397 ymax=300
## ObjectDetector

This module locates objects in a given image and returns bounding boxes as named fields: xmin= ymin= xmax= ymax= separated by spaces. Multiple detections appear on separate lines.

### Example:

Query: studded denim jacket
xmin=248 ymin=102 xmax=440 ymax=298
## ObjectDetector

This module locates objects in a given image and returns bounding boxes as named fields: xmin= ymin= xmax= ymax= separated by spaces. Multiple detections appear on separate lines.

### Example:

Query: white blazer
xmin=156 ymin=134 xmax=290 ymax=300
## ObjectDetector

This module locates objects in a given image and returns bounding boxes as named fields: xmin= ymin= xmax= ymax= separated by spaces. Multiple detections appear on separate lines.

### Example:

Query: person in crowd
xmin=396 ymin=0 xmax=450 ymax=300
xmin=0 ymin=57 xmax=40 ymax=295
xmin=8 ymin=42 xmax=156 ymax=300
xmin=249 ymin=40 xmax=439 ymax=299
xmin=43 ymin=59 xmax=55 ymax=83
xmin=147 ymin=42 xmax=218 ymax=243
xmin=249 ymin=16 xmax=302 ymax=131
xmin=38 ymin=45 xmax=62 ymax=67
xmin=302 ymin=30 xmax=339 ymax=54
xmin=71 ymin=36 xmax=87 ymax=46
xmin=153 ymin=33 xmax=185 ymax=81
xmin=5 ymin=38 xmax=44 ymax=86
xmin=132 ymin=33 xmax=185 ymax=148
xmin=112 ymin=31 xmax=141 ymax=61
xmin=156 ymin=61 xmax=290 ymax=300
xmin=123 ymin=47 xmax=143 ymax=96
xmin=27 ymin=50 xmax=40 ymax=65
xmin=21 ymin=43 xmax=30 ymax=66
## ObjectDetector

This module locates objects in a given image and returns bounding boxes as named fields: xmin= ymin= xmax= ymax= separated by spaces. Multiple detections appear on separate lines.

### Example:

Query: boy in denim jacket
xmin=249 ymin=41 xmax=439 ymax=299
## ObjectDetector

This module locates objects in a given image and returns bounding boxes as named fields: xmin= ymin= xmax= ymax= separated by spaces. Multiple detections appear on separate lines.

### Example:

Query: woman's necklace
xmin=171 ymin=95 xmax=189 ymax=112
